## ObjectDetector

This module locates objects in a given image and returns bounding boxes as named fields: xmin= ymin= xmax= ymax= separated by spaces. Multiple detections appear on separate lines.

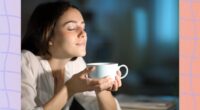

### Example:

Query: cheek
xmin=55 ymin=37 xmax=66 ymax=47
xmin=62 ymin=35 xmax=76 ymax=48
xmin=57 ymin=31 xmax=75 ymax=46
xmin=52 ymin=37 xmax=70 ymax=50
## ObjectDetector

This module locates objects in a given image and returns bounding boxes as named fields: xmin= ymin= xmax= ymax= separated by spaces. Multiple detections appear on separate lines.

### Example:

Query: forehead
xmin=58 ymin=7 xmax=84 ymax=23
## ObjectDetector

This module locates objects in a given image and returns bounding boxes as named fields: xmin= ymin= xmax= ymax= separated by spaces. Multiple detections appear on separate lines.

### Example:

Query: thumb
xmin=80 ymin=66 xmax=96 ymax=76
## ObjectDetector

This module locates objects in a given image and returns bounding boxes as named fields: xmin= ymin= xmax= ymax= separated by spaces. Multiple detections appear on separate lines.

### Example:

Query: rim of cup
xmin=87 ymin=62 xmax=118 ymax=66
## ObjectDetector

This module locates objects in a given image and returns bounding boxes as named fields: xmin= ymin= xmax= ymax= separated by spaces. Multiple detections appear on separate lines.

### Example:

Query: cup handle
xmin=118 ymin=64 xmax=128 ymax=79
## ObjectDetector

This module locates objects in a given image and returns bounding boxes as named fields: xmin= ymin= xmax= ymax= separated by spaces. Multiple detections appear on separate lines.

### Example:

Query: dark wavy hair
xmin=22 ymin=1 xmax=80 ymax=60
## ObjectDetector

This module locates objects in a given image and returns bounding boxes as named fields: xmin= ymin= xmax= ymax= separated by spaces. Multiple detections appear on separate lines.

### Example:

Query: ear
xmin=49 ymin=41 xmax=53 ymax=46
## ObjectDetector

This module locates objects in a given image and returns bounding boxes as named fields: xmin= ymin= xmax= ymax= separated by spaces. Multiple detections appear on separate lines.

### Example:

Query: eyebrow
xmin=63 ymin=20 xmax=85 ymax=26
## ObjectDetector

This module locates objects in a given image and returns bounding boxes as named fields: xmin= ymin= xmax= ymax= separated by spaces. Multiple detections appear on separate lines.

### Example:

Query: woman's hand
xmin=94 ymin=71 xmax=122 ymax=110
xmin=111 ymin=70 xmax=122 ymax=91
xmin=95 ymin=71 xmax=122 ymax=93
xmin=52 ymin=70 xmax=65 ymax=94
xmin=65 ymin=67 xmax=114 ymax=96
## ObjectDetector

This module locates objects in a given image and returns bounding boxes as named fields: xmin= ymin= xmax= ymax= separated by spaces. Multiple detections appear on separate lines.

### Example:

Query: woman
xmin=22 ymin=1 xmax=122 ymax=110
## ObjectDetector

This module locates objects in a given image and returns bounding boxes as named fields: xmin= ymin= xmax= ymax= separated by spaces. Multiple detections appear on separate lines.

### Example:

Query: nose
xmin=77 ymin=27 xmax=86 ymax=38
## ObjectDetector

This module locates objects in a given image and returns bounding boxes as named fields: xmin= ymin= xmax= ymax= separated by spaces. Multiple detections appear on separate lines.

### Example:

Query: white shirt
xmin=21 ymin=50 xmax=121 ymax=110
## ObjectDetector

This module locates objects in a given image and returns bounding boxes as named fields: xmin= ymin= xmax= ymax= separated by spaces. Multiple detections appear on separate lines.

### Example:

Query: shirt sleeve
xmin=21 ymin=50 xmax=44 ymax=110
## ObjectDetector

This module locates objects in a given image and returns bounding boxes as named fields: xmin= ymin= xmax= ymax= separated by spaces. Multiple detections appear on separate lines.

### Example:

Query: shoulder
xmin=21 ymin=50 xmax=41 ymax=70
xmin=22 ymin=50 xmax=37 ymax=59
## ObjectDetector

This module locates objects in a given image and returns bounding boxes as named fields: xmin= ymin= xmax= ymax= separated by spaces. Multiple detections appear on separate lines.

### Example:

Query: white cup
xmin=87 ymin=62 xmax=128 ymax=80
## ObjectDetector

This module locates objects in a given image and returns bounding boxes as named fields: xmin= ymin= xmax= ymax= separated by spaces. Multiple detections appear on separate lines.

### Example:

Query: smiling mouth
xmin=76 ymin=43 xmax=86 ymax=46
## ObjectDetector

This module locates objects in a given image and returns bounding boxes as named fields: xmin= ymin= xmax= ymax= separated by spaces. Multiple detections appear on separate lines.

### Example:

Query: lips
xmin=76 ymin=42 xmax=86 ymax=46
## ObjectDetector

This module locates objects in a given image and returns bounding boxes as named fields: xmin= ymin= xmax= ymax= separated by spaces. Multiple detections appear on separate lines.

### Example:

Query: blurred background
xmin=22 ymin=0 xmax=179 ymax=97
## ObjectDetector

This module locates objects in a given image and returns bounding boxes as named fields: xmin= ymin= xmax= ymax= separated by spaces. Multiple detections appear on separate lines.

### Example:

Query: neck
xmin=48 ymin=57 xmax=71 ymax=71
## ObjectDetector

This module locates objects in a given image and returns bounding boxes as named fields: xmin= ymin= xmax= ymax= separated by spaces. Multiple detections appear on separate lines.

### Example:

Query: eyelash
xmin=67 ymin=26 xmax=86 ymax=31
xmin=68 ymin=27 xmax=77 ymax=31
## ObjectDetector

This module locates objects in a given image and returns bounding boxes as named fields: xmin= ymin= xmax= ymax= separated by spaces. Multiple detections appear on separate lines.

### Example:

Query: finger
xmin=80 ymin=66 xmax=96 ymax=77
xmin=117 ymin=70 xmax=122 ymax=77
xmin=112 ymin=80 xmax=118 ymax=91
xmin=116 ymin=70 xmax=122 ymax=87
xmin=87 ymin=66 xmax=96 ymax=73
xmin=94 ymin=77 xmax=113 ymax=91
xmin=103 ymin=77 xmax=114 ymax=89
xmin=107 ymin=85 xmax=113 ymax=91
xmin=115 ymin=75 xmax=122 ymax=87
xmin=90 ymin=76 xmax=111 ymax=86
xmin=86 ymin=77 xmax=104 ymax=89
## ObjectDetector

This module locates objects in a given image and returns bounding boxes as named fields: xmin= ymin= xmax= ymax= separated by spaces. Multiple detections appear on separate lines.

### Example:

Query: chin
xmin=80 ymin=52 xmax=86 ymax=57
xmin=75 ymin=51 xmax=86 ymax=57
